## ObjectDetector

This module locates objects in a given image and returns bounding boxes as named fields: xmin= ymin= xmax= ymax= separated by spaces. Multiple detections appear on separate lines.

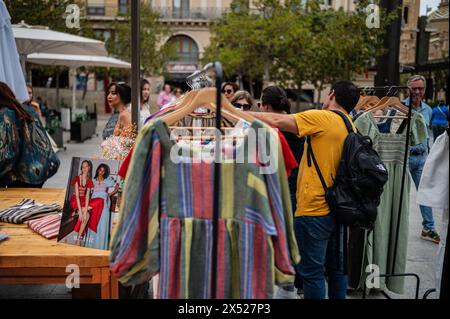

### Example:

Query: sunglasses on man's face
xmin=223 ymin=89 xmax=234 ymax=94
xmin=233 ymin=102 xmax=252 ymax=110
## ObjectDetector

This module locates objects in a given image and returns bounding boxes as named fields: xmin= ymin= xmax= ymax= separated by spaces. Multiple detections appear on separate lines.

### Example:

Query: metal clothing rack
xmin=186 ymin=62 xmax=223 ymax=299
xmin=360 ymin=85 xmax=422 ymax=299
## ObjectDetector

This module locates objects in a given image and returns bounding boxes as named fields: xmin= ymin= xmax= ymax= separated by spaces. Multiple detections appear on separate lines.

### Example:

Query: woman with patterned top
xmin=101 ymin=82 xmax=136 ymax=160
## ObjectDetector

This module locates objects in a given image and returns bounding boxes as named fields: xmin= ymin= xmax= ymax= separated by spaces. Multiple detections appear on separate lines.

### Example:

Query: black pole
xmin=391 ymin=87 xmax=413 ymax=275
xmin=375 ymin=0 xmax=403 ymax=88
xmin=211 ymin=62 xmax=223 ymax=299
xmin=131 ymin=0 xmax=140 ymax=127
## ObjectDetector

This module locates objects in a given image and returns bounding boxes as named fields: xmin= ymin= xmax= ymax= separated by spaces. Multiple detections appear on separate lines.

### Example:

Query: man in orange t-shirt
xmin=249 ymin=81 xmax=360 ymax=299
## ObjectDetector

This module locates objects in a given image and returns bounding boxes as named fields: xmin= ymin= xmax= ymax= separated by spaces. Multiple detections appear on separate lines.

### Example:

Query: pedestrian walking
xmin=403 ymin=75 xmax=440 ymax=244
xmin=157 ymin=83 xmax=174 ymax=109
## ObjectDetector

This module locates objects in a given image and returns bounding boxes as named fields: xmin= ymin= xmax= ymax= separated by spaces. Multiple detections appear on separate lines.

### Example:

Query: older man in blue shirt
xmin=404 ymin=75 xmax=440 ymax=244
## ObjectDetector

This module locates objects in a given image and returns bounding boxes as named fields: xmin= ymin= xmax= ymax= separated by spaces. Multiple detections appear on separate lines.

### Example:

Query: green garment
xmin=354 ymin=111 xmax=428 ymax=294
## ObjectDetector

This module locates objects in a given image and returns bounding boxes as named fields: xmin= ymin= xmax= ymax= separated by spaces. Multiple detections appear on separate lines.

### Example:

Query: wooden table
xmin=0 ymin=188 xmax=119 ymax=299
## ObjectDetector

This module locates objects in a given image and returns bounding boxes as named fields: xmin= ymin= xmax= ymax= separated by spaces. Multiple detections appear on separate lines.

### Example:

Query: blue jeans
xmin=409 ymin=154 xmax=435 ymax=231
xmin=294 ymin=215 xmax=347 ymax=299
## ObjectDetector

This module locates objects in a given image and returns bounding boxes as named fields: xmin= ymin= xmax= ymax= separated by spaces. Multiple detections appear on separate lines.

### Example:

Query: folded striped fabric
xmin=0 ymin=199 xmax=61 ymax=224
xmin=0 ymin=233 xmax=8 ymax=242
xmin=25 ymin=213 xmax=62 ymax=239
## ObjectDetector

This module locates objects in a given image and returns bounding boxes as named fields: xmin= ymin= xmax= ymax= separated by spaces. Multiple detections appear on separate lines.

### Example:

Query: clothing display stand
xmin=361 ymin=86 xmax=421 ymax=299
xmin=440 ymin=129 xmax=449 ymax=299
xmin=185 ymin=62 xmax=223 ymax=299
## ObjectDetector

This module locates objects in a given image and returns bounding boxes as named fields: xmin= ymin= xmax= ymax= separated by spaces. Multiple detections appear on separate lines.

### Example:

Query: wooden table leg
xmin=110 ymin=274 xmax=119 ymax=299
xmin=100 ymin=268 xmax=111 ymax=299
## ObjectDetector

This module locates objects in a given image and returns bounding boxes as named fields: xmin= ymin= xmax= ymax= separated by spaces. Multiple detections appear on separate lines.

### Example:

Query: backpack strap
xmin=307 ymin=136 xmax=347 ymax=275
xmin=306 ymin=136 xmax=328 ymax=191
xmin=330 ymin=110 xmax=356 ymax=133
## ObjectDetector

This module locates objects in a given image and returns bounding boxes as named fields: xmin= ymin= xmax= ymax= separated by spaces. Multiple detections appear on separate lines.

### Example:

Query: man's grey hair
xmin=407 ymin=75 xmax=427 ymax=89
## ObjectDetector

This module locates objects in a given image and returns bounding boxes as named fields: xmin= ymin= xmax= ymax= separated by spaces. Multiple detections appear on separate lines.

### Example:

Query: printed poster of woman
xmin=58 ymin=157 xmax=122 ymax=250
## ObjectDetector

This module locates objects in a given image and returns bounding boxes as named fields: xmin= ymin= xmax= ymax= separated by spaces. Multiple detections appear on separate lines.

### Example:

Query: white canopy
xmin=0 ymin=1 xmax=28 ymax=103
xmin=27 ymin=52 xmax=131 ymax=110
xmin=12 ymin=21 xmax=108 ymax=80
xmin=27 ymin=53 xmax=131 ymax=69
xmin=12 ymin=21 xmax=107 ymax=57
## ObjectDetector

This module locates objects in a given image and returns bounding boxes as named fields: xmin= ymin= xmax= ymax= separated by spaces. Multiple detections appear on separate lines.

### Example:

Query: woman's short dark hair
xmin=222 ymin=82 xmax=239 ymax=93
xmin=80 ymin=160 xmax=93 ymax=179
xmin=261 ymin=86 xmax=291 ymax=114
xmin=106 ymin=82 xmax=131 ymax=105
xmin=231 ymin=90 xmax=254 ymax=108
xmin=140 ymin=79 xmax=150 ymax=103
xmin=94 ymin=163 xmax=110 ymax=180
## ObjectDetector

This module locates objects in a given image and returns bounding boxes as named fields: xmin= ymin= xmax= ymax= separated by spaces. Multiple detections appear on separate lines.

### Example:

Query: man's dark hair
xmin=330 ymin=80 xmax=359 ymax=113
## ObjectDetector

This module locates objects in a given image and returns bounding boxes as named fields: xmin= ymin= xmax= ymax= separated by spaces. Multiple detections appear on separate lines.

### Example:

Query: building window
xmin=231 ymin=0 xmax=249 ymax=13
xmin=168 ymin=35 xmax=199 ymax=63
xmin=94 ymin=29 xmax=111 ymax=42
xmin=87 ymin=0 xmax=105 ymax=15
xmin=324 ymin=0 xmax=333 ymax=6
xmin=403 ymin=7 xmax=409 ymax=26
xmin=173 ymin=0 xmax=189 ymax=18
xmin=118 ymin=0 xmax=129 ymax=15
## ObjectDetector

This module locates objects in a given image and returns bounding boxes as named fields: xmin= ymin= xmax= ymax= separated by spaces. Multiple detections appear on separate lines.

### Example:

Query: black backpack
xmin=306 ymin=110 xmax=388 ymax=230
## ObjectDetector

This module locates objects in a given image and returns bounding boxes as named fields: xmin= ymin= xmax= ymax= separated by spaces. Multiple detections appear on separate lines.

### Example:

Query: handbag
xmin=13 ymin=108 xmax=60 ymax=185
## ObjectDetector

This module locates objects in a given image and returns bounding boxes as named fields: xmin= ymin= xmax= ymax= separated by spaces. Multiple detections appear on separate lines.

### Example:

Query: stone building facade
xmin=59 ymin=0 xmax=436 ymax=110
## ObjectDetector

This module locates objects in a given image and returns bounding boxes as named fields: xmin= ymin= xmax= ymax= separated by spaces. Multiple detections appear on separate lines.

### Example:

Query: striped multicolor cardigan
xmin=110 ymin=119 xmax=300 ymax=298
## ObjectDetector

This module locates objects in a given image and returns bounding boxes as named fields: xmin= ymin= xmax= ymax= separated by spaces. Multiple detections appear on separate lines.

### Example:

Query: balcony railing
xmin=86 ymin=6 xmax=105 ymax=16
xmin=170 ymin=52 xmax=199 ymax=63
xmin=153 ymin=7 xmax=229 ymax=21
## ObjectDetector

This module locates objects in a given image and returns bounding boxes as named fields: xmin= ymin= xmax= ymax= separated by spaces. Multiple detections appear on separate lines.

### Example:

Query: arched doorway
xmin=166 ymin=35 xmax=200 ymax=90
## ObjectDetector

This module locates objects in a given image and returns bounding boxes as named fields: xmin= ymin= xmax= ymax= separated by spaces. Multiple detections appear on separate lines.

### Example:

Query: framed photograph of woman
xmin=57 ymin=157 xmax=123 ymax=250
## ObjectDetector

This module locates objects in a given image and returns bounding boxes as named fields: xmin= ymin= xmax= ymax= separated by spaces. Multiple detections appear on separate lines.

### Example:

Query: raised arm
xmin=247 ymin=112 xmax=299 ymax=134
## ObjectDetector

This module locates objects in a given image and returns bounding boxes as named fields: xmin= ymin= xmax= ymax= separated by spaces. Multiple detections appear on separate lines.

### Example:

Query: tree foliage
xmin=105 ymin=2 xmax=176 ymax=77
xmin=5 ymin=0 xmax=93 ymax=36
xmin=204 ymin=0 xmax=398 ymax=99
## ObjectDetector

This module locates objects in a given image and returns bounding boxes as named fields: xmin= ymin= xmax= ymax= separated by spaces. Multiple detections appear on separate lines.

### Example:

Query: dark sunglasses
xmin=233 ymin=102 xmax=252 ymax=110
xmin=223 ymin=89 xmax=234 ymax=94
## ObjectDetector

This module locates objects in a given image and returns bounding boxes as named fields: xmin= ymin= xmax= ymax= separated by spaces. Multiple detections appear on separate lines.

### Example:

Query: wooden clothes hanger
xmin=356 ymin=95 xmax=381 ymax=111
xmin=162 ymin=87 xmax=255 ymax=125
xmin=366 ymin=96 xmax=410 ymax=117
xmin=171 ymin=89 xmax=200 ymax=110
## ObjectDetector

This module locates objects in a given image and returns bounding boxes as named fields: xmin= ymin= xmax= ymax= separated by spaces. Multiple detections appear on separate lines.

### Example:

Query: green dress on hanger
xmin=354 ymin=111 xmax=428 ymax=294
